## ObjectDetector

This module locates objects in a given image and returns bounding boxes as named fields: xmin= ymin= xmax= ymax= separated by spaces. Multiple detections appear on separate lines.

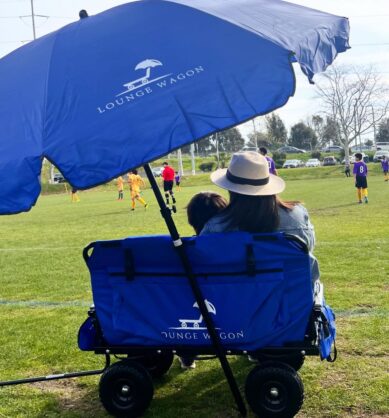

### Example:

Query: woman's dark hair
xmin=187 ymin=192 xmax=228 ymax=235
xmin=220 ymin=192 xmax=299 ymax=233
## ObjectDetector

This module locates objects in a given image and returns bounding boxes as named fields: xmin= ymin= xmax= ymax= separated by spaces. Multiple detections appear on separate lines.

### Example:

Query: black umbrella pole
xmin=143 ymin=164 xmax=247 ymax=417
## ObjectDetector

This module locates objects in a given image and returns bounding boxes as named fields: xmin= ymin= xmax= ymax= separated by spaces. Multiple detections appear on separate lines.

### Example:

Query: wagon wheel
xmin=245 ymin=365 xmax=304 ymax=418
xmin=134 ymin=352 xmax=174 ymax=378
xmin=99 ymin=360 xmax=154 ymax=417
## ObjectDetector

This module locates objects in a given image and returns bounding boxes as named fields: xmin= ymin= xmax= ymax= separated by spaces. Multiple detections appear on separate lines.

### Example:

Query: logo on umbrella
xmin=117 ymin=58 xmax=172 ymax=96
xmin=169 ymin=299 xmax=218 ymax=330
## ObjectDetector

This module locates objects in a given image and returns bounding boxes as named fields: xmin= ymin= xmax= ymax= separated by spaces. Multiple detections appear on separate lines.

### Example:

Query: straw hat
xmin=211 ymin=151 xmax=285 ymax=196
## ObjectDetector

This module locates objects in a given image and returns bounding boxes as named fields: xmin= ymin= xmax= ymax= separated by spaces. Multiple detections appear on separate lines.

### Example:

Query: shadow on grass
xmin=311 ymin=202 xmax=358 ymax=213
xmin=34 ymin=356 xmax=255 ymax=418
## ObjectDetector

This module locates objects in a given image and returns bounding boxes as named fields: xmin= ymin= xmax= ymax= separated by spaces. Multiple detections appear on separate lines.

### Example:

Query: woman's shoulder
xmin=278 ymin=203 xmax=310 ymax=224
xmin=200 ymin=213 xmax=232 ymax=235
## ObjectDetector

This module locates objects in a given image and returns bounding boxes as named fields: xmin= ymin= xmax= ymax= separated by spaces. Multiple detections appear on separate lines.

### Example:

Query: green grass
xmin=0 ymin=167 xmax=388 ymax=417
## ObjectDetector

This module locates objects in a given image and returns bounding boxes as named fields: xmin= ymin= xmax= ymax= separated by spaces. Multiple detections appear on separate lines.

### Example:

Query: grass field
xmin=0 ymin=166 xmax=388 ymax=418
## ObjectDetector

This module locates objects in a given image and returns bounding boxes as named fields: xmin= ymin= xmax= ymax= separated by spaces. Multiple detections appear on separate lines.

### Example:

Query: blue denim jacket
xmin=200 ymin=204 xmax=319 ymax=283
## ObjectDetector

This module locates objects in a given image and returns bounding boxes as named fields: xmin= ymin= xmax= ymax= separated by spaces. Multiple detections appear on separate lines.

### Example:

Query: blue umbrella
xmin=0 ymin=0 xmax=349 ymax=215
xmin=0 ymin=2 xmax=350 ymax=414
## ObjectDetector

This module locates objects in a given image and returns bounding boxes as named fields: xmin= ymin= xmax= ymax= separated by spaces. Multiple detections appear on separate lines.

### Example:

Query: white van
xmin=375 ymin=142 xmax=389 ymax=151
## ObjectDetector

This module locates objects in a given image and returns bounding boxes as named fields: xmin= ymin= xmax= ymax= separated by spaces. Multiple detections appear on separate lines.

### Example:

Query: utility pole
xmin=215 ymin=133 xmax=220 ymax=168
xmin=252 ymin=118 xmax=258 ymax=151
xmin=23 ymin=1 xmax=54 ymax=182
xmin=371 ymin=105 xmax=376 ymax=145
xmin=177 ymin=149 xmax=184 ymax=177
xmin=30 ymin=0 xmax=37 ymax=40
xmin=190 ymin=143 xmax=196 ymax=175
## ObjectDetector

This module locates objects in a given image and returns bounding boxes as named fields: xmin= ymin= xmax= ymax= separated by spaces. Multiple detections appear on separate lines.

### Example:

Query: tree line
xmin=181 ymin=64 xmax=389 ymax=156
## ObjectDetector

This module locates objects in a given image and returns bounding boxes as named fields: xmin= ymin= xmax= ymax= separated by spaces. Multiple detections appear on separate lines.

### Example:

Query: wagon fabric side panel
xmin=85 ymin=232 xmax=313 ymax=351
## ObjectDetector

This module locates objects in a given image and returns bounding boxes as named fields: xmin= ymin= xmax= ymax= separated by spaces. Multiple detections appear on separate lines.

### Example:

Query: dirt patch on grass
xmin=32 ymin=378 xmax=100 ymax=415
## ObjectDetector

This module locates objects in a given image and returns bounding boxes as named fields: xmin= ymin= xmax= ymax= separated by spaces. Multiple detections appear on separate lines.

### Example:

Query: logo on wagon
xmin=160 ymin=299 xmax=245 ymax=342
xmin=169 ymin=299 xmax=218 ymax=331
xmin=96 ymin=58 xmax=205 ymax=114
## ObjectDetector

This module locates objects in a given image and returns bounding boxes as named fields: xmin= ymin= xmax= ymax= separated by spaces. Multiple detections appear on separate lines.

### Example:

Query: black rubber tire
xmin=134 ymin=352 xmax=174 ymax=378
xmin=99 ymin=360 xmax=154 ymax=418
xmin=245 ymin=365 xmax=304 ymax=418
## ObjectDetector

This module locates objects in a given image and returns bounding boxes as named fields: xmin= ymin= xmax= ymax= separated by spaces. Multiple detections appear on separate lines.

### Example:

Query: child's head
xmin=187 ymin=192 xmax=228 ymax=235
xmin=259 ymin=147 xmax=268 ymax=156
xmin=131 ymin=169 xmax=138 ymax=175
xmin=355 ymin=153 xmax=362 ymax=161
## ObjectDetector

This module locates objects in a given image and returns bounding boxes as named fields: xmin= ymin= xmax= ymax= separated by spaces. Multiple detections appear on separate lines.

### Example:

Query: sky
xmin=0 ymin=0 xmax=388 ymax=140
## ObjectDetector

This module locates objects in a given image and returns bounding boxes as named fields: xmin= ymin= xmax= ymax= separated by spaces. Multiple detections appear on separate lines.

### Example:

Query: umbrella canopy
xmin=0 ymin=0 xmax=350 ymax=214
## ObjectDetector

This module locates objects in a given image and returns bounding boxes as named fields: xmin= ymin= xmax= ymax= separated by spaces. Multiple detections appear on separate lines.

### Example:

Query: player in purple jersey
xmin=353 ymin=153 xmax=368 ymax=204
xmin=259 ymin=147 xmax=278 ymax=176
xmin=381 ymin=156 xmax=389 ymax=182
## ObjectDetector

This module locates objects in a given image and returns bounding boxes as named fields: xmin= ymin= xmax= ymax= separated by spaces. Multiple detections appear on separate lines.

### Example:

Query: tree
xmin=217 ymin=127 xmax=244 ymax=153
xmin=309 ymin=114 xmax=324 ymax=148
xmin=316 ymin=65 xmax=389 ymax=161
xmin=247 ymin=131 xmax=269 ymax=148
xmin=289 ymin=122 xmax=317 ymax=150
xmin=265 ymin=113 xmax=288 ymax=148
xmin=376 ymin=118 xmax=389 ymax=142
xmin=322 ymin=117 xmax=341 ymax=146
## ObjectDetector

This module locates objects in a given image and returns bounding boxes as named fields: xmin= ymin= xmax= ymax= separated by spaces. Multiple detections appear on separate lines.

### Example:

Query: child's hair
xmin=187 ymin=192 xmax=228 ymax=235
xmin=259 ymin=147 xmax=268 ymax=155
xmin=355 ymin=153 xmax=362 ymax=161
xmin=131 ymin=169 xmax=138 ymax=175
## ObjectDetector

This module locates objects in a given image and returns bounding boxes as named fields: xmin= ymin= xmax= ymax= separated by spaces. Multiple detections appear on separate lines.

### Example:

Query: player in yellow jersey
xmin=71 ymin=188 xmax=80 ymax=202
xmin=127 ymin=169 xmax=148 ymax=210
xmin=116 ymin=176 xmax=124 ymax=200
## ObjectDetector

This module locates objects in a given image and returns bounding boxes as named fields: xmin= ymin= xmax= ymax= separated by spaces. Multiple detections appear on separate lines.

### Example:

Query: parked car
xmin=52 ymin=173 xmax=65 ymax=183
xmin=323 ymin=156 xmax=337 ymax=166
xmin=342 ymin=153 xmax=368 ymax=164
xmin=277 ymin=146 xmax=306 ymax=154
xmin=322 ymin=145 xmax=343 ymax=153
xmin=305 ymin=158 xmax=321 ymax=167
xmin=240 ymin=146 xmax=259 ymax=152
xmin=351 ymin=145 xmax=373 ymax=152
xmin=282 ymin=159 xmax=304 ymax=168
xmin=151 ymin=167 xmax=164 ymax=177
xmin=373 ymin=150 xmax=389 ymax=162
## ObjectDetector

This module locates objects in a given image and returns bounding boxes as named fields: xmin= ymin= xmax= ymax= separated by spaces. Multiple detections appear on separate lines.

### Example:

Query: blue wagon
xmin=78 ymin=231 xmax=336 ymax=417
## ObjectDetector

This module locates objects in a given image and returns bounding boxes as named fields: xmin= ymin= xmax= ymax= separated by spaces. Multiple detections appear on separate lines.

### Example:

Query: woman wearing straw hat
xmin=201 ymin=151 xmax=316 ymax=253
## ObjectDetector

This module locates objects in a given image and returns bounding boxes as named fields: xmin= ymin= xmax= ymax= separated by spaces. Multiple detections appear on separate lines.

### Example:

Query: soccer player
xmin=259 ymin=147 xmax=278 ymax=175
xmin=116 ymin=176 xmax=124 ymax=200
xmin=175 ymin=171 xmax=181 ymax=191
xmin=162 ymin=161 xmax=176 ymax=212
xmin=381 ymin=155 xmax=389 ymax=182
xmin=71 ymin=188 xmax=80 ymax=202
xmin=127 ymin=169 xmax=148 ymax=211
xmin=353 ymin=153 xmax=368 ymax=204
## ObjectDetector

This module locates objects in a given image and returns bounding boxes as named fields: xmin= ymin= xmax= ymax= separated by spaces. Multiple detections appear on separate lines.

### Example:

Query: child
xmin=187 ymin=191 xmax=228 ymax=235
xmin=178 ymin=191 xmax=228 ymax=370
xmin=71 ymin=188 xmax=80 ymax=202
xmin=175 ymin=171 xmax=181 ymax=191
xmin=127 ymin=169 xmax=148 ymax=211
xmin=381 ymin=155 xmax=389 ymax=182
xmin=353 ymin=153 xmax=368 ymax=204
xmin=344 ymin=162 xmax=351 ymax=177
xmin=259 ymin=147 xmax=278 ymax=176
xmin=116 ymin=176 xmax=124 ymax=200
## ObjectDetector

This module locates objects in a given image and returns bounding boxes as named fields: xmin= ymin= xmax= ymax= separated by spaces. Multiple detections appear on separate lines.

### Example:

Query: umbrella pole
xmin=143 ymin=164 xmax=247 ymax=417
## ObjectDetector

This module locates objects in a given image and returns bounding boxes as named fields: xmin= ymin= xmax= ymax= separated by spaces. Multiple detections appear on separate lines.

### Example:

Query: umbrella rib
xmin=41 ymin=29 xmax=62 ymax=146
xmin=172 ymin=94 xmax=196 ymax=142
xmin=216 ymin=77 xmax=240 ymax=123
